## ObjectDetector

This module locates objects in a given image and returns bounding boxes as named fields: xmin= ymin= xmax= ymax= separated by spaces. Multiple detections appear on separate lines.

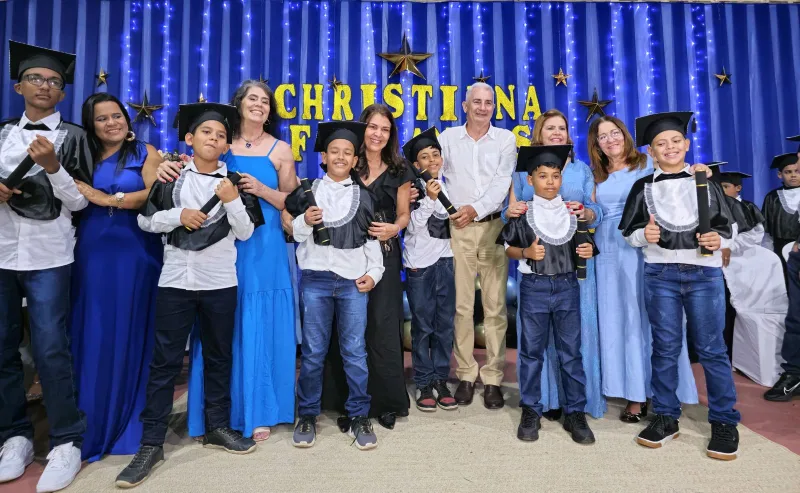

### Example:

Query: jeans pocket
xmin=699 ymin=266 xmax=723 ymax=280
xmin=644 ymin=263 xmax=666 ymax=278
xmin=406 ymin=267 xmax=426 ymax=279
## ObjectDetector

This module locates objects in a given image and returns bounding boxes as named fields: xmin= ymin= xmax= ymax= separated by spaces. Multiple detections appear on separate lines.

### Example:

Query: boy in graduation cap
xmin=115 ymin=103 xmax=264 ymax=488
xmin=761 ymin=151 xmax=800 ymax=283
xmin=496 ymin=144 xmax=597 ymax=444
xmin=284 ymin=121 xmax=383 ymax=451
xmin=0 ymin=41 xmax=93 ymax=493
xmin=401 ymin=128 xmax=458 ymax=412
xmin=620 ymin=111 xmax=740 ymax=460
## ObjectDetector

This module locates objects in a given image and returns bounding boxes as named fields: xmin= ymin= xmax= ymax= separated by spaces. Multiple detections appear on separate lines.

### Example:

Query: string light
xmin=565 ymin=3 xmax=578 ymax=147
xmin=160 ymin=1 xmax=171 ymax=147
xmin=687 ymin=5 xmax=704 ymax=162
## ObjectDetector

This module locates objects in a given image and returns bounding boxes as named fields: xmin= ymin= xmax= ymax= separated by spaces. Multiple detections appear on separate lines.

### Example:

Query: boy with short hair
xmin=761 ymin=151 xmax=800 ymax=282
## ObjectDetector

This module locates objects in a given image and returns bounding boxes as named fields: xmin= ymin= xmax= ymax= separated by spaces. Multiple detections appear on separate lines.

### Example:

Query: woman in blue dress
xmin=504 ymin=109 xmax=605 ymax=419
xmin=70 ymin=93 xmax=163 ymax=462
xmin=587 ymin=116 xmax=697 ymax=421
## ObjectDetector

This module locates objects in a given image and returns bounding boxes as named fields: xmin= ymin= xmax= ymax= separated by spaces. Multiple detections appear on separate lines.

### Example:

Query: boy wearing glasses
xmin=0 ymin=41 xmax=92 ymax=493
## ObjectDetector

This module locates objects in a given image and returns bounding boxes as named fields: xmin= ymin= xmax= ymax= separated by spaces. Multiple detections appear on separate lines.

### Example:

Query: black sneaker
xmin=636 ymin=414 xmax=680 ymax=448
xmin=763 ymin=373 xmax=800 ymax=402
xmin=203 ymin=427 xmax=257 ymax=454
xmin=563 ymin=412 xmax=595 ymax=444
xmin=517 ymin=407 xmax=541 ymax=442
xmin=707 ymin=422 xmax=739 ymax=461
xmin=115 ymin=445 xmax=164 ymax=488
xmin=416 ymin=385 xmax=437 ymax=412
xmin=432 ymin=380 xmax=458 ymax=410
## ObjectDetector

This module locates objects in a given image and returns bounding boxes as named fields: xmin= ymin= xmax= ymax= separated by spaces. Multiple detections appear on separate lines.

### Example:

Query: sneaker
xmin=763 ymin=373 xmax=800 ymax=402
xmin=517 ymin=407 xmax=541 ymax=442
xmin=563 ymin=412 xmax=595 ymax=444
xmin=433 ymin=380 xmax=458 ymax=411
xmin=348 ymin=416 xmax=378 ymax=450
xmin=636 ymin=414 xmax=680 ymax=448
xmin=293 ymin=416 xmax=317 ymax=448
xmin=707 ymin=422 xmax=739 ymax=461
xmin=36 ymin=443 xmax=81 ymax=493
xmin=115 ymin=445 xmax=164 ymax=489
xmin=203 ymin=427 xmax=256 ymax=455
xmin=0 ymin=436 xmax=34 ymax=483
xmin=415 ymin=385 xmax=437 ymax=412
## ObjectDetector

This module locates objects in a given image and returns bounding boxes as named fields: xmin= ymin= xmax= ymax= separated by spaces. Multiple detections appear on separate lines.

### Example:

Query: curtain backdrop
xmin=1 ymin=0 xmax=799 ymax=205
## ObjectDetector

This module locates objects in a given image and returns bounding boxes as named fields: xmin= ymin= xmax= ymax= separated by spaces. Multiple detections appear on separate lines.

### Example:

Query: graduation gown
xmin=761 ymin=187 xmax=800 ymax=274
xmin=410 ymin=177 xmax=451 ymax=240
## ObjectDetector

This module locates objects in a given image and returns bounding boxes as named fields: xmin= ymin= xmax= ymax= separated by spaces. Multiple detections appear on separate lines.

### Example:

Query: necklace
xmin=242 ymin=130 xmax=265 ymax=149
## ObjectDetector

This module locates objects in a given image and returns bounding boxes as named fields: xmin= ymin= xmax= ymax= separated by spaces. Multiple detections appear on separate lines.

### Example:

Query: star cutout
xmin=96 ymin=69 xmax=109 ymax=87
xmin=715 ymin=67 xmax=732 ymax=87
xmin=258 ymin=74 xmax=269 ymax=85
xmin=128 ymin=92 xmax=164 ymax=126
xmin=473 ymin=70 xmax=491 ymax=83
xmin=377 ymin=32 xmax=432 ymax=80
xmin=328 ymin=74 xmax=344 ymax=90
xmin=578 ymin=88 xmax=613 ymax=122
xmin=552 ymin=68 xmax=571 ymax=87
xmin=197 ymin=93 xmax=207 ymax=103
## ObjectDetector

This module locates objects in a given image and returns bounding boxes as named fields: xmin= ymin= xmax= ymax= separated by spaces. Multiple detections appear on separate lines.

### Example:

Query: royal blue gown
xmin=187 ymin=144 xmax=296 ymax=437
xmin=70 ymin=142 xmax=163 ymax=462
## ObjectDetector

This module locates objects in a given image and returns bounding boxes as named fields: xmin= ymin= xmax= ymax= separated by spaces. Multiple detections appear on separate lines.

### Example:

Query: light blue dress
xmin=595 ymin=157 xmax=698 ymax=404
xmin=507 ymin=159 xmax=606 ymax=418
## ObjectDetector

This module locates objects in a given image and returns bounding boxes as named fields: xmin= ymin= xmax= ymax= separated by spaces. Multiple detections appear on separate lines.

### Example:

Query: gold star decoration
xmin=473 ymin=70 xmax=491 ymax=83
xmin=328 ymin=74 xmax=344 ymax=90
xmin=128 ymin=92 xmax=164 ymax=126
xmin=552 ymin=68 xmax=571 ymax=87
xmin=258 ymin=74 xmax=269 ymax=85
xmin=377 ymin=32 xmax=432 ymax=80
xmin=197 ymin=93 xmax=207 ymax=103
xmin=578 ymin=88 xmax=613 ymax=122
xmin=96 ymin=69 xmax=109 ymax=87
xmin=715 ymin=67 xmax=732 ymax=87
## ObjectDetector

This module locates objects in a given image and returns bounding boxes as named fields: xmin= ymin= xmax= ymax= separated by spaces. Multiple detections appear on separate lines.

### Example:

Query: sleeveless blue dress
xmin=70 ymin=142 xmax=163 ymax=461
xmin=187 ymin=144 xmax=296 ymax=436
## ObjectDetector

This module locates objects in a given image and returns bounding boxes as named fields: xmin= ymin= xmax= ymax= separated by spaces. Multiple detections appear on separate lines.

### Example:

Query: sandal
xmin=620 ymin=401 xmax=648 ymax=423
xmin=253 ymin=427 xmax=271 ymax=442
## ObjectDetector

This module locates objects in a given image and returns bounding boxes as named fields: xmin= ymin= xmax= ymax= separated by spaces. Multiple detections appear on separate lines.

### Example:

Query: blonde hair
xmin=531 ymin=109 xmax=574 ymax=159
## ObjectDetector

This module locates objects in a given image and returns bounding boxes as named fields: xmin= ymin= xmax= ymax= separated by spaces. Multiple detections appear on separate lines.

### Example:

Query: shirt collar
xmin=19 ymin=111 xmax=61 ymax=131
xmin=532 ymin=193 xmax=564 ymax=209
xmin=458 ymin=123 xmax=496 ymax=142
xmin=323 ymin=174 xmax=353 ymax=186
xmin=185 ymin=159 xmax=228 ymax=177
xmin=653 ymin=164 xmax=690 ymax=179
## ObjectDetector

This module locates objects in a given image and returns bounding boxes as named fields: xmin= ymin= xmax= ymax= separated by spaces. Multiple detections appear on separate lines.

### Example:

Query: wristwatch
xmin=114 ymin=192 xmax=125 ymax=208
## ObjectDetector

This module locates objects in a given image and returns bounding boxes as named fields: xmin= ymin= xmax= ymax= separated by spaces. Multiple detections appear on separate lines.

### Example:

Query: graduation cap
xmin=9 ymin=40 xmax=76 ymax=84
xmin=634 ymin=111 xmax=693 ymax=147
xmin=174 ymin=102 xmax=238 ymax=144
xmin=516 ymin=145 xmax=572 ymax=174
xmin=313 ymin=121 xmax=367 ymax=153
xmin=717 ymin=171 xmax=751 ymax=187
xmin=402 ymin=128 xmax=441 ymax=164
xmin=787 ymin=135 xmax=800 ymax=153
xmin=770 ymin=152 xmax=799 ymax=171
xmin=704 ymin=161 xmax=726 ymax=183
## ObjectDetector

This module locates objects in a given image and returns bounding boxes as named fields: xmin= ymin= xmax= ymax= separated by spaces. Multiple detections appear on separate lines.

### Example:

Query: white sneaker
xmin=36 ymin=442 xmax=81 ymax=493
xmin=0 ymin=436 xmax=34 ymax=483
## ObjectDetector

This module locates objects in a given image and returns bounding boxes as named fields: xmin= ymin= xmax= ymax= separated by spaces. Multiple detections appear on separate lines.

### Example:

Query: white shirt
xmin=292 ymin=175 xmax=384 ymax=284
xmin=439 ymin=124 xmax=516 ymax=220
xmin=137 ymin=161 xmax=254 ymax=290
xmin=0 ymin=112 xmax=88 ymax=271
xmin=403 ymin=179 xmax=453 ymax=269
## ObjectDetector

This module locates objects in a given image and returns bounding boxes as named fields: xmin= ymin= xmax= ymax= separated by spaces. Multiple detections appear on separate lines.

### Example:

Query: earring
xmin=125 ymin=130 xmax=136 ymax=142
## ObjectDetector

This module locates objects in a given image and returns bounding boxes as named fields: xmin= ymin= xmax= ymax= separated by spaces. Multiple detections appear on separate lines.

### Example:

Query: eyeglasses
xmin=22 ymin=74 xmax=64 ymax=90
xmin=597 ymin=129 xmax=623 ymax=144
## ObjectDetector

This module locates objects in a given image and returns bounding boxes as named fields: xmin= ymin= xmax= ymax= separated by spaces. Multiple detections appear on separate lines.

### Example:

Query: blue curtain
xmin=1 ymin=0 xmax=798 ymax=205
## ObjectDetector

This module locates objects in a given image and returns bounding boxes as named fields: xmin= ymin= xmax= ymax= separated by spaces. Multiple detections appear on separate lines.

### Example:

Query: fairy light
xmin=200 ymin=0 xmax=210 ymax=96
xmin=565 ymin=3 xmax=578 ymax=147
xmin=687 ymin=5 xmax=703 ymax=162
xmin=160 ymin=0 xmax=172 ymax=148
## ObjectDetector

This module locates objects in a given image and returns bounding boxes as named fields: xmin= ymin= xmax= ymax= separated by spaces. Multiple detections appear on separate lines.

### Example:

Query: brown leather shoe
xmin=454 ymin=381 xmax=474 ymax=405
xmin=483 ymin=385 xmax=505 ymax=409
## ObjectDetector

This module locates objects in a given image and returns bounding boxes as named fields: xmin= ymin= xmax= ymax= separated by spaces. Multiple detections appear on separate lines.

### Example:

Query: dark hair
xmin=355 ymin=104 xmax=407 ymax=179
xmin=81 ymin=93 xmax=142 ymax=170
xmin=229 ymin=80 xmax=281 ymax=139
xmin=588 ymin=115 xmax=647 ymax=184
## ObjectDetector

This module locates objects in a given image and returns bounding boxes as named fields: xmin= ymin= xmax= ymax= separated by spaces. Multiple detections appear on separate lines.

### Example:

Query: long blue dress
xmin=70 ymin=142 xmax=163 ymax=462
xmin=187 ymin=144 xmax=296 ymax=437
xmin=595 ymin=157 xmax=698 ymax=404
xmin=507 ymin=159 xmax=606 ymax=418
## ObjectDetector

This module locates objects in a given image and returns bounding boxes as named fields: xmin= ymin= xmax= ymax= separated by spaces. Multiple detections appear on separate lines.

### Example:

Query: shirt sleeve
xmin=363 ymin=239 xmax=385 ymax=285
xmin=471 ymin=132 xmax=516 ymax=220
xmin=407 ymin=196 xmax=435 ymax=234
xmin=292 ymin=214 xmax=313 ymax=243
xmin=224 ymin=197 xmax=254 ymax=241
xmin=625 ymin=228 xmax=649 ymax=248
xmin=731 ymin=224 xmax=764 ymax=255
xmin=138 ymin=207 xmax=184 ymax=233
xmin=580 ymin=164 xmax=603 ymax=228
xmin=47 ymin=166 xmax=88 ymax=211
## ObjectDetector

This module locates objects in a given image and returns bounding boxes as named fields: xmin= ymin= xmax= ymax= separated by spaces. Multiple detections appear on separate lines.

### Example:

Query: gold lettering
xmin=290 ymin=124 xmax=311 ymax=162
xmin=521 ymin=86 xmax=542 ymax=122
xmin=301 ymin=84 xmax=324 ymax=121
xmin=411 ymin=85 xmax=433 ymax=121
xmin=332 ymin=84 xmax=354 ymax=121
xmin=439 ymin=86 xmax=458 ymax=122
xmin=275 ymin=84 xmax=297 ymax=119
xmin=495 ymin=85 xmax=516 ymax=120
xmin=361 ymin=84 xmax=377 ymax=109
xmin=383 ymin=84 xmax=404 ymax=118
xmin=512 ymin=125 xmax=532 ymax=148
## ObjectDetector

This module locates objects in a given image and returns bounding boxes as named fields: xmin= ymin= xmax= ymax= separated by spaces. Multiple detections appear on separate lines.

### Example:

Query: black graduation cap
xmin=634 ymin=111 xmax=693 ymax=147
xmin=402 ymin=127 xmax=441 ymax=163
xmin=787 ymin=135 xmax=800 ymax=153
xmin=174 ymin=102 xmax=238 ymax=144
xmin=718 ymin=171 xmax=751 ymax=187
xmin=9 ymin=40 xmax=76 ymax=84
xmin=313 ymin=121 xmax=367 ymax=153
xmin=771 ymin=153 xmax=799 ymax=171
xmin=516 ymin=145 xmax=572 ymax=174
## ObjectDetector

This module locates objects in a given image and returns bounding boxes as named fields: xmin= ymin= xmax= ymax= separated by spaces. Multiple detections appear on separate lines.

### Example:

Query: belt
xmin=476 ymin=212 xmax=502 ymax=223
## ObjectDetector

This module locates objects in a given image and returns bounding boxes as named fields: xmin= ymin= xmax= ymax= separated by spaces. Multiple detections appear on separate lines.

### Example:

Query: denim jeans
xmin=517 ymin=272 xmax=587 ymax=416
xmin=140 ymin=286 xmax=237 ymax=446
xmin=782 ymin=251 xmax=800 ymax=375
xmin=297 ymin=270 xmax=370 ymax=417
xmin=406 ymin=257 xmax=455 ymax=388
xmin=0 ymin=266 xmax=86 ymax=448
xmin=644 ymin=263 xmax=740 ymax=425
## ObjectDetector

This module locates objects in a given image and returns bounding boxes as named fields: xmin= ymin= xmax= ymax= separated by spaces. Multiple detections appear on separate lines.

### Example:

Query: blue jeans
xmin=782 ymin=251 xmax=800 ymax=375
xmin=0 ymin=266 xmax=86 ymax=447
xmin=298 ymin=270 xmax=370 ymax=417
xmin=644 ymin=263 xmax=740 ymax=425
xmin=518 ymin=272 xmax=587 ymax=416
xmin=406 ymin=257 xmax=455 ymax=388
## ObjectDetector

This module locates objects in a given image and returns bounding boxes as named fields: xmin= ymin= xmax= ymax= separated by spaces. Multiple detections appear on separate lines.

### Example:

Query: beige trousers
xmin=450 ymin=218 xmax=509 ymax=386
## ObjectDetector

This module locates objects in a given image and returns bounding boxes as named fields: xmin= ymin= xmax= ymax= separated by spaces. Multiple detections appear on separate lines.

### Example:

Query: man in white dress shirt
xmin=438 ymin=83 xmax=516 ymax=409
